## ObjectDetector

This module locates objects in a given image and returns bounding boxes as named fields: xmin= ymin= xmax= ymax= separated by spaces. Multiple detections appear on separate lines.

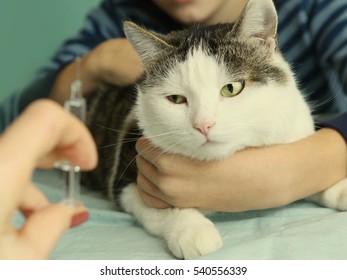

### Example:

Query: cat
xmin=84 ymin=0 xmax=347 ymax=259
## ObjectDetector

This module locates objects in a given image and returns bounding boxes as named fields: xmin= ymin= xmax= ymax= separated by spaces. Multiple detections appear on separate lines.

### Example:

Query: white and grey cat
xmin=84 ymin=0 xmax=347 ymax=259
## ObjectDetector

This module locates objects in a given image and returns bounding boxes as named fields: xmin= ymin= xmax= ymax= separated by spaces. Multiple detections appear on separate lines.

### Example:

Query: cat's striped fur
xmin=84 ymin=85 xmax=139 ymax=205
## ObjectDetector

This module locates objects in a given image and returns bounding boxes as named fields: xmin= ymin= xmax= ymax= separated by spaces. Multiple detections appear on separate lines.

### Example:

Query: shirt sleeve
xmin=39 ymin=2 xmax=124 ymax=76
xmin=309 ymin=0 xmax=347 ymax=140
xmin=318 ymin=112 xmax=347 ymax=141
xmin=310 ymin=0 xmax=347 ymax=97
xmin=0 ymin=72 xmax=57 ymax=133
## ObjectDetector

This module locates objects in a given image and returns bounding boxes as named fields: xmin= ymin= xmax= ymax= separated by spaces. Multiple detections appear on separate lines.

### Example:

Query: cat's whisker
xmin=312 ymin=94 xmax=337 ymax=108
xmin=131 ymin=133 xmax=183 ymax=168
xmin=98 ymin=130 xmax=180 ymax=150
xmin=147 ymin=139 xmax=183 ymax=166
xmin=224 ymin=122 xmax=271 ymax=129
xmin=101 ymin=137 xmax=194 ymax=170
xmin=99 ymin=139 xmax=138 ymax=149
xmin=95 ymin=124 xmax=142 ymax=136
xmin=99 ymin=143 xmax=121 ymax=149
xmin=144 ymin=131 xmax=180 ymax=140
xmin=114 ymin=143 xmax=158 ymax=188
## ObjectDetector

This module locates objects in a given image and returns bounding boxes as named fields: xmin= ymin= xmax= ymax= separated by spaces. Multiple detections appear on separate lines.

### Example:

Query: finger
xmin=136 ymin=154 xmax=162 ymax=188
xmin=137 ymin=170 xmax=162 ymax=199
xmin=19 ymin=184 xmax=50 ymax=218
xmin=135 ymin=137 xmax=162 ymax=166
xmin=136 ymin=180 xmax=172 ymax=209
xmin=0 ymin=183 xmax=49 ymax=231
xmin=136 ymin=137 xmax=196 ymax=175
xmin=0 ymin=100 xmax=97 ymax=173
xmin=19 ymin=204 xmax=88 ymax=259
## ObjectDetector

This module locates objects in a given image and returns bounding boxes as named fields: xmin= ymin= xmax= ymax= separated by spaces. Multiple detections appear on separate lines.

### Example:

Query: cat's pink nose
xmin=194 ymin=122 xmax=215 ymax=137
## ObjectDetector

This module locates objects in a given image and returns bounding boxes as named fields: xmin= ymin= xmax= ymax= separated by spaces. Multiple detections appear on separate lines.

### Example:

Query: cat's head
xmin=124 ymin=0 xmax=310 ymax=160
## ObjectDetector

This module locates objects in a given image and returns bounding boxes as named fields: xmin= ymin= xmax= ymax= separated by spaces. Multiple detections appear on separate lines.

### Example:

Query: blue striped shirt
xmin=1 ymin=0 xmax=347 ymax=138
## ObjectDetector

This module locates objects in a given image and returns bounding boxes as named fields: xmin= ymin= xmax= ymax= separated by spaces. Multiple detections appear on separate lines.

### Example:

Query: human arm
xmin=49 ymin=38 xmax=143 ymax=104
xmin=48 ymin=2 xmax=144 ymax=104
xmin=0 ymin=100 xmax=97 ymax=259
xmin=135 ymin=126 xmax=347 ymax=212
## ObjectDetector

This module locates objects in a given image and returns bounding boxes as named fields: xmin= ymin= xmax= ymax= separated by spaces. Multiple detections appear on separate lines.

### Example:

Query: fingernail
xmin=70 ymin=211 xmax=89 ymax=228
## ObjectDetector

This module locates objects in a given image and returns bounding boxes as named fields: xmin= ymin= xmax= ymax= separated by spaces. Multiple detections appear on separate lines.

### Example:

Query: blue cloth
xmin=14 ymin=170 xmax=347 ymax=260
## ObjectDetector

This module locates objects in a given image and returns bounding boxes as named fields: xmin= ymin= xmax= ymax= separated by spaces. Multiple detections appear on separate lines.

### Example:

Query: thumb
xmin=19 ymin=204 xmax=88 ymax=259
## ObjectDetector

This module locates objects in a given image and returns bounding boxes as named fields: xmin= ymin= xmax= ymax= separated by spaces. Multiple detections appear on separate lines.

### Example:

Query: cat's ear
xmin=234 ymin=0 xmax=278 ymax=56
xmin=123 ymin=21 xmax=173 ymax=67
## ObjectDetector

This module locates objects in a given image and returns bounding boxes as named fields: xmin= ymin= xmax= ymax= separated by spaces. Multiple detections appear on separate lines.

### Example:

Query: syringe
xmin=56 ymin=57 xmax=86 ymax=207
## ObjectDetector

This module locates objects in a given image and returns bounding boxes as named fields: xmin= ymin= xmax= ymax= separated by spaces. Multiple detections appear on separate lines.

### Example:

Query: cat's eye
xmin=167 ymin=95 xmax=187 ymax=104
xmin=220 ymin=81 xmax=245 ymax=98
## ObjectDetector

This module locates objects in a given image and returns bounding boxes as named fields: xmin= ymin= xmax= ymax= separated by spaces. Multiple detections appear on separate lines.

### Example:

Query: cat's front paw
xmin=333 ymin=180 xmax=347 ymax=211
xmin=309 ymin=178 xmax=347 ymax=211
xmin=166 ymin=220 xmax=222 ymax=259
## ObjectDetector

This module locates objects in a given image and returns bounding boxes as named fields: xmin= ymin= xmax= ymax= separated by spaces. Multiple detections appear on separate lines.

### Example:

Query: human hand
xmin=82 ymin=38 xmax=144 ymax=88
xmin=135 ymin=138 xmax=288 ymax=211
xmin=135 ymin=129 xmax=347 ymax=212
xmin=50 ymin=38 xmax=144 ymax=104
xmin=0 ymin=100 xmax=97 ymax=259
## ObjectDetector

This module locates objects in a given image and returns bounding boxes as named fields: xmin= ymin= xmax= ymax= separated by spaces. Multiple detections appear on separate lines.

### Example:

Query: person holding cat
xmin=1 ymin=0 xmax=347 ymax=214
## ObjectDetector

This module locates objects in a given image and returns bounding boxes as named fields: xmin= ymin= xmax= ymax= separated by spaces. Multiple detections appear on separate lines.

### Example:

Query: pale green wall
xmin=0 ymin=0 xmax=100 ymax=102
